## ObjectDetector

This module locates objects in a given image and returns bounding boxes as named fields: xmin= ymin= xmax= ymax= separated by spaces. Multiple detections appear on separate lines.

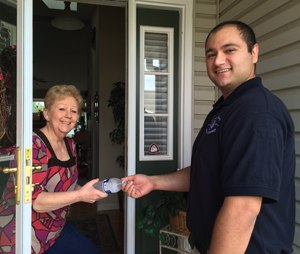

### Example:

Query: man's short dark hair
xmin=205 ymin=20 xmax=257 ymax=53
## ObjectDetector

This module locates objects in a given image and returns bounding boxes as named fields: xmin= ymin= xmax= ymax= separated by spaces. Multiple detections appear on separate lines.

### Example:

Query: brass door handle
xmin=0 ymin=147 xmax=21 ymax=204
xmin=32 ymin=165 xmax=42 ymax=171
xmin=0 ymin=167 xmax=17 ymax=174
xmin=0 ymin=148 xmax=35 ymax=204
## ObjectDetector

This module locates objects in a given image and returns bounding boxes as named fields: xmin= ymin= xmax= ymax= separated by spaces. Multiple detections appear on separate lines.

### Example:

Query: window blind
xmin=140 ymin=27 xmax=174 ymax=160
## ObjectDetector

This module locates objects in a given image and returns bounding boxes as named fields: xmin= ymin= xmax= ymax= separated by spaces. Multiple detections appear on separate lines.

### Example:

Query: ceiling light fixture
xmin=51 ymin=1 xmax=85 ymax=31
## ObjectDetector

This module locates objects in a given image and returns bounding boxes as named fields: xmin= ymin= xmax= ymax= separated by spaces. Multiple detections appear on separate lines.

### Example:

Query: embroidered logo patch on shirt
xmin=206 ymin=115 xmax=221 ymax=134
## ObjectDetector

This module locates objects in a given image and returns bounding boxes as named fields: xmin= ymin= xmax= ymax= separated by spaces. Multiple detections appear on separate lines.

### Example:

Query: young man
xmin=123 ymin=21 xmax=295 ymax=254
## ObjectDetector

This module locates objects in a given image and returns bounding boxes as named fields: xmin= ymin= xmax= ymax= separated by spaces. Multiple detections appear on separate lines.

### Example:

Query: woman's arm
xmin=32 ymin=178 xmax=107 ymax=213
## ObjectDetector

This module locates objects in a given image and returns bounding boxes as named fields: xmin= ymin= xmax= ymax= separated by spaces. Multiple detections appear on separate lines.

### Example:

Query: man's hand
xmin=122 ymin=174 xmax=154 ymax=199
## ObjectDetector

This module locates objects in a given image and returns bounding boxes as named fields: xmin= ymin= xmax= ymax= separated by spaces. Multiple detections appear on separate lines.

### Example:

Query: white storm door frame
xmin=16 ymin=0 xmax=33 ymax=253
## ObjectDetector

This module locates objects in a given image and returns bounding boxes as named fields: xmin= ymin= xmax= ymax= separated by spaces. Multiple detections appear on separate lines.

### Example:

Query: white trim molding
xmin=139 ymin=26 xmax=174 ymax=161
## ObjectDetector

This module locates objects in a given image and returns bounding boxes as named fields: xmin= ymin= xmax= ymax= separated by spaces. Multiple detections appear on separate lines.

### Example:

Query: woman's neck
xmin=40 ymin=126 xmax=70 ymax=161
xmin=41 ymin=126 xmax=64 ymax=142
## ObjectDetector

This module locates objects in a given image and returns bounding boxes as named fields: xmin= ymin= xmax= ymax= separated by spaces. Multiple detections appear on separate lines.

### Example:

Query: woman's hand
xmin=33 ymin=179 xmax=108 ymax=213
xmin=78 ymin=179 xmax=108 ymax=203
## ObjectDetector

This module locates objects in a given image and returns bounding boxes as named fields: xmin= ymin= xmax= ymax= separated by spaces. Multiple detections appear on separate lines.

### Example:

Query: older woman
xmin=31 ymin=85 xmax=106 ymax=254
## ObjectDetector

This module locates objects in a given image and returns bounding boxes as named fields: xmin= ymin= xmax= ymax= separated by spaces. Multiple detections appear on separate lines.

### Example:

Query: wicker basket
xmin=169 ymin=210 xmax=190 ymax=235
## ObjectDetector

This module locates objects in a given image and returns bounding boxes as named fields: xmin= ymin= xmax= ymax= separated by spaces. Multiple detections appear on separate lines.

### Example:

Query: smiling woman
xmin=29 ymin=84 xmax=108 ymax=253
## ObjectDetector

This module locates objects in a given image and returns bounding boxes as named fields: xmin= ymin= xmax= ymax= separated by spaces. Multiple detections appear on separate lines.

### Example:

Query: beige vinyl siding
xmin=217 ymin=0 xmax=300 ymax=252
xmin=193 ymin=0 xmax=218 ymax=140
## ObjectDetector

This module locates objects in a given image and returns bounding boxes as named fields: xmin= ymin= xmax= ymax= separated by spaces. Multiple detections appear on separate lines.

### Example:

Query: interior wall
xmin=95 ymin=5 xmax=126 ymax=211
xmin=33 ymin=16 xmax=90 ymax=98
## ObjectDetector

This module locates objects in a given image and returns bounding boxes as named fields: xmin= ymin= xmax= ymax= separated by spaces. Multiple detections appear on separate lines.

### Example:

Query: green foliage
xmin=32 ymin=102 xmax=44 ymax=113
xmin=137 ymin=191 xmax=187 ymax=238
xmin=137 ymin=205 xmax=165 ymax=238
xmin=108 ymin=81 xmax=125 ymax=167
xmin=116 ymin=155 xmax=125 ymax=168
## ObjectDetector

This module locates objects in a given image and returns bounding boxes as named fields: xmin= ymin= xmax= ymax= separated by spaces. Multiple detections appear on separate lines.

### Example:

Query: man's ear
xmin=252 ymin=43 xmax=259 ymax=64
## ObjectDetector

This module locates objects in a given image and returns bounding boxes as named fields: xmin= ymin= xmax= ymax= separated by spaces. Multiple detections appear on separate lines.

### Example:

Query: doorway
xmin=32 ymin=1 xmax=193 ymax=253
xmin=33 ymin=1 xmax=126 ymax=253
xmin=33 ymin=0 xmax=126 ymax=205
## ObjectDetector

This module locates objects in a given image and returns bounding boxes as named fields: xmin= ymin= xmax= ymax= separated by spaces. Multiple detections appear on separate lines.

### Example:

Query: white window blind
xmin=139 ymin=26 xmax=174 ymax=161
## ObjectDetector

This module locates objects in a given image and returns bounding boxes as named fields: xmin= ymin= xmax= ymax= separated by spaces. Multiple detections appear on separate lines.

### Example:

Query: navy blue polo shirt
xmin=187 ymin=77 xmax=295 ymax=253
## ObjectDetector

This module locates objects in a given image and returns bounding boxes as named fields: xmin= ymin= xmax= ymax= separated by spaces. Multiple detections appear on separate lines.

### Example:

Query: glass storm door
xmin=0 ymin=0 xmax=33 ymax=253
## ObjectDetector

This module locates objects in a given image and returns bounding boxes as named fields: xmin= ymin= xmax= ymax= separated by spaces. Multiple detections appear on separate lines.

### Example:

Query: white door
xmin=0 ymin=0 xmax=33 ymax=253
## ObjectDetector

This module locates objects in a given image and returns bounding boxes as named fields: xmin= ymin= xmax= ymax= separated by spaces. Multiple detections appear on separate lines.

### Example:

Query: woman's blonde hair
xmin=44 ymin=84 xmax=83 ymax=111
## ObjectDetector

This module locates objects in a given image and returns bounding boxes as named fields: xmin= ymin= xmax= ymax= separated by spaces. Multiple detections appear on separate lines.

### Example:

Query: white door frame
xmin=16 ymin=0 xmax=33 ymax=253
xmin=127 ymin=0 xmax=193 ymax=252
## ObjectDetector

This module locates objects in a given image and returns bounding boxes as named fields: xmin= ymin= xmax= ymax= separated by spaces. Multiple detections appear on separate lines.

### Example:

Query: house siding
xmin=194 ymin=0 xmax=300 ymax=252
xmin=193 ymin=0 xmax=218 ymax=140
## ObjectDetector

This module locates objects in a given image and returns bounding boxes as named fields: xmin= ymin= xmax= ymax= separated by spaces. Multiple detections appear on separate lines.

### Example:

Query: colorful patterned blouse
xmin=31 ymin=130 xmax=78 ymax=254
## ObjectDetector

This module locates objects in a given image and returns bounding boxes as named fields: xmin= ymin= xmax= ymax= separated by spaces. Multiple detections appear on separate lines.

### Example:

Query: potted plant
xmin=137 ymin=191 xmax=196 ymax=251
xmin=107 ymin=81 xmax=125 ymax=168
xmin=137 ymin=191 xmax=188 ymax=238
xmin=108 ymin=81 xmax=125 ymax=210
